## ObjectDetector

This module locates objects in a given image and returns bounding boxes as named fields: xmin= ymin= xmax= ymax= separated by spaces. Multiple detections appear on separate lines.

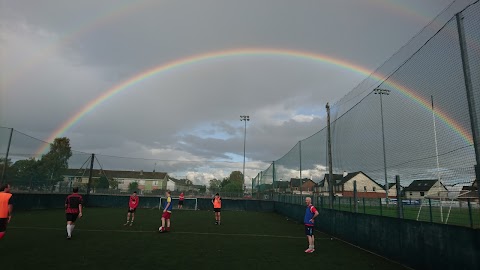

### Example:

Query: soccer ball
xmin=158 ymin=227 xmax=164 ymax=233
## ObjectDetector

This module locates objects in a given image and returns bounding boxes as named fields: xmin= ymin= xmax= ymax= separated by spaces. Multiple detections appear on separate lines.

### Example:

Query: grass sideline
xmin=0 ymin=208 xmax=408 ymax=270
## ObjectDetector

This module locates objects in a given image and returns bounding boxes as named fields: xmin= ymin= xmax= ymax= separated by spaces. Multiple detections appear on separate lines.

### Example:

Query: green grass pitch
xmin=0 ymin=208 xmax=409 ymax=270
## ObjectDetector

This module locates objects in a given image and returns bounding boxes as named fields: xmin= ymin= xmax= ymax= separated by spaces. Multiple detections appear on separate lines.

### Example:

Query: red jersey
xmin=129 ymin=195 xmax=139 ymax=209
xmin=65 ymin=193 xmax=83 ymax=214
xmin=179 ymin=193 xmax=184 ymax=201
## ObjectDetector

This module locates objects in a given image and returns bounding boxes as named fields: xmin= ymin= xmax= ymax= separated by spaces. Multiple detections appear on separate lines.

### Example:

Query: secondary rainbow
xmin=36 ymin=48 xmax=473 ymax=156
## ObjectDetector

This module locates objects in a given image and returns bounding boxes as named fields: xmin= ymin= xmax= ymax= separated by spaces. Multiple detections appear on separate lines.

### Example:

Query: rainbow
xmin=35 ymin=48 xmax=473 ymax=156
xmin=5 ymin=0 xmax=463 ymax=89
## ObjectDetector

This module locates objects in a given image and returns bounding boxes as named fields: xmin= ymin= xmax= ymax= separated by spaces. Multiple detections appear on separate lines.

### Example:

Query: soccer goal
xmin=159 ymin=197 xmax=198 ymax=211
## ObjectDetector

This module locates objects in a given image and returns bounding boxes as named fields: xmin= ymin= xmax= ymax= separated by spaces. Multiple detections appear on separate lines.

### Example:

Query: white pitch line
xmin=9 ymin=226 xmax=331 ymax=240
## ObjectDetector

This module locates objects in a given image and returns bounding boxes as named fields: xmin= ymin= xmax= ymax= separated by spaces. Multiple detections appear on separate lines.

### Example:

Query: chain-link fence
xmin=254 ymin=1 xmax=480 ymax=228
xmin=1 ymin=1 xmax=479 ymax=228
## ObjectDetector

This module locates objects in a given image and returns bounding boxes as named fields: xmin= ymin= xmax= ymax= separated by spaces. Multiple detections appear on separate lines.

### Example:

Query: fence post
xmin=349 ymin=197 xmax=352 ymax=212
xmin=428 ymin=198 xmax=433 ymax=223
xmin=379 ymin=198 xmax=383 ymax=216
xmin=396 ymin=175 xmax=403 ymax=219
xmin=1 ymin=128 xmax=13 ymax=185
xmin=353 ymin=180 xmax=358 ymax=213
xmin=86 ymin=153 xmax=95 ymax=203
xmin=363 ymin=198 xmax=366 ymax=214
xmin=467 ymin=198 xmax=473 ymax=228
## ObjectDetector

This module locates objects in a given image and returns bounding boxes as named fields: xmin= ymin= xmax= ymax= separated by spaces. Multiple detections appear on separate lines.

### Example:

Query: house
xmin=387 ymin=183 xmax=403 ymax=198
xmin=62 ymin=169 xmax=168 ymax=193
xmin=290 ymin=178 xmax=317 ymax=195
xmin=458 ymin=180 xmax=479 ymax=203
xmin=336 ymin=172 xmax=386 ymax=198
xmin=318 ymin=174 xmax=343 ymax=196
xmin=404 ymin=179 xmax=448 ymax=200
xmin=318 ymin=172 xmax=387 ymax=198
xmin=273 ymin=181 xmax=290 ymax=193
xmin=166 ymin=178 xmax=193 ymax=192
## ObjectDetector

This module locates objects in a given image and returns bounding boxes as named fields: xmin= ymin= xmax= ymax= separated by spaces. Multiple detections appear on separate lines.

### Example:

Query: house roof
xmin=290 ymin=178 xmax=316 ymax=187
xmin=273 ymin=181 xmax=290 ymax=188
xmin=458 ymin=190 xmax=479 ymax=199
xmin=404 ymin=180 xmax=437 ymax=192
xmin=388 ymin=183 xmax=401 ymax=189
xmin=324 ymin=174 xmax=343 ymax=182
xmin=63 ymin=168 xmax=167 ymax=180
xmin=336 ymin=171 xmax=385 ymax=189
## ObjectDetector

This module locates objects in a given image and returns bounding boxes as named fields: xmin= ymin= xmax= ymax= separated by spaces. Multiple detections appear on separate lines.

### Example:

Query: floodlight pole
xmin=240 ymin=115 xmax=250 ymax=192
xmin=374 ymin=88 xmax=390 ymax=206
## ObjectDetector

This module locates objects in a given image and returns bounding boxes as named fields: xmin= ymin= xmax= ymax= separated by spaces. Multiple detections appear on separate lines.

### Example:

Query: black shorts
xmin=179 ymin=200 xmax=184 ymax=205
xmin=214 ymin=208 xmax=221 ymax=213
xmin=0 ymin=218 xmax=7 ymax=232
xmin=66 ymin=213 xmax=79 ymax=222
xmin=128 ymin=208 xmax=136 ymax=213
xmin=305 ymin=225 xmax=314 ymax=236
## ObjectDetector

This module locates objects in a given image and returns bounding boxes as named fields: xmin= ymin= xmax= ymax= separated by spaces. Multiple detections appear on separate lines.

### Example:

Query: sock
xmin=67 ymin=225 xmax=72 ymax=237
xmin=0 ymin=232 xmax=5 ymax=239
xmin=131 ymin=218 xmax=134 ymax=223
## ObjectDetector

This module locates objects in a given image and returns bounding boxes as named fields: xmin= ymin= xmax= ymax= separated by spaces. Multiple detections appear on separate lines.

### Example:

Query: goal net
xmin=159 ymin=197 xmax=198 ymax=211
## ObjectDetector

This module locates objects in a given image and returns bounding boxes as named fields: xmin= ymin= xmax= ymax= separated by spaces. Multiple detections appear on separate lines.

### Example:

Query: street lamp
xmin=374 ymin=88 xmax=390 ymax=205
xmin=240 ymin=115 xmax=250 ymax=191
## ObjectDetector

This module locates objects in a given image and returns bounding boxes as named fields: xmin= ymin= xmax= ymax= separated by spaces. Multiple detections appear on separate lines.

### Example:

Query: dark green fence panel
xmin=273 ymin=201 xmax=480 ymax=270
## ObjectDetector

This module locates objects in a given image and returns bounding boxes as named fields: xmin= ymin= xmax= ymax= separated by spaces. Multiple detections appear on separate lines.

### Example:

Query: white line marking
xmin=9 ymin=226 xmax=331 ymax=240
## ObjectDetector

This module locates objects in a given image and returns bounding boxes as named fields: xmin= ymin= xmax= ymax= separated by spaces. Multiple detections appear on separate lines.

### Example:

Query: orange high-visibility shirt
xmin=213 ymin=197 xmax=221 ymax=208
xmin=0 ymin=192 xmax=12 ymax=218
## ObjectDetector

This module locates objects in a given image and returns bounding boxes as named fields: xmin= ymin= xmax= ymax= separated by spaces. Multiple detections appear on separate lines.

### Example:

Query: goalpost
xmin=158 ymin=197 xmax=198 ymax=211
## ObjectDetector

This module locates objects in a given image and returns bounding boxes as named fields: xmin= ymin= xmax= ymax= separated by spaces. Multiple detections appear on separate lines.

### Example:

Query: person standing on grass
xmin=124 ymin=191 xmax=139 ymax=226
xmin=159 ymin=190 xmax=172 ymax=233
xmin=178 ymin=192 xmax=184 ymax=209
xmin=65 ymin=187 xmax=83 ymax=240
xmin=0 ymin=184 xmax=13 ymax=240
xmin=212 ymin=193 xmax=222 ymax=225
xmin=304 ymin=197 xmax=319 ymax=253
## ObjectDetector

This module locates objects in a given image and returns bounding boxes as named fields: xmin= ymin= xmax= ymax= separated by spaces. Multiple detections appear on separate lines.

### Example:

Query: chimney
xmin=343 ymin=171 xmax=348 ymax=177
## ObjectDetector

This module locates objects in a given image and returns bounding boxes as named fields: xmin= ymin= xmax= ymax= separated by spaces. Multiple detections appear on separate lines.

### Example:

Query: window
xmin=68 ymin=177 xmax=74 ymax=181
xmin=364 ymin=186 xmax=367 ymax=191
xmin=153 ymin=181 xmax=158 ymax=186
xmin=420 ymin=192 xmax=425 ymax=196
xmin=373 ymin=187 xmax=376 ymax=191
xmin=409 ymin=192 xmax=412 ymax=196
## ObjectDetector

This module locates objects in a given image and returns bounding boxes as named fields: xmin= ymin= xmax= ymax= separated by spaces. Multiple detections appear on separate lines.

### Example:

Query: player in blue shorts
xmin=304 ymin=197 xmax=319 ymax=253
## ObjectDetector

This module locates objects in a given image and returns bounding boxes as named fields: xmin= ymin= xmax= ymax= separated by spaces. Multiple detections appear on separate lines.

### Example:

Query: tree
xmin=222 ymin=180 xmax=242 ymax=192
xmin=11 ymin=158 xmax=46 ymax=190
xmin=128 ymin=181 xmax=139 ymax=193
xmin=109 ymin=178 xmax=119 ymax=190
xmin=229 ymin=171 xmax=244 ymax=183
xmin=209 ymin=179 xmax=222 ymax=191
xmin=41 ymin=137 xmax=72 ymax=190
xmin=94 ymin=175 xmax=110 ymax=191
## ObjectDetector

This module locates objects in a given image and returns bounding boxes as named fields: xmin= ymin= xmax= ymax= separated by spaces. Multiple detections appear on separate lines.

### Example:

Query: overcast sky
xmin=0 ymin=0 xmax=461 ymax=184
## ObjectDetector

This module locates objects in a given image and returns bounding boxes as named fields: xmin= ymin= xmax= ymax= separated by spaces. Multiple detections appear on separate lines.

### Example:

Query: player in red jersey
xmin=65 ymin=187 xmax=83 ymax=240
xmin=0 ymin=184 xmax=13 ymax=240
xmin=124 ymin=191 xmax=139 ymax=226
xmin=304 ymin=197 xmax=319 ymax=253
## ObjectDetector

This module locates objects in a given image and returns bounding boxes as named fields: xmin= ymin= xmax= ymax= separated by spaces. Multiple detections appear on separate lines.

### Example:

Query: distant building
xmin=387 ymin=183 xmax=403 ymax=198
xmin=318 ymin=171 xmax=388 ymax=198
xmin=404 ymin=179 xmax=448 ymax=200
xmin=273 ymin=181 xmax=290 ymax=193
xmin=458 ymin=180 xmax=479 ymax=203
xmin=290 ymin=178 xmax=317 ymax=195
xmin=62 ymin=169 xmax=168 ymax=193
